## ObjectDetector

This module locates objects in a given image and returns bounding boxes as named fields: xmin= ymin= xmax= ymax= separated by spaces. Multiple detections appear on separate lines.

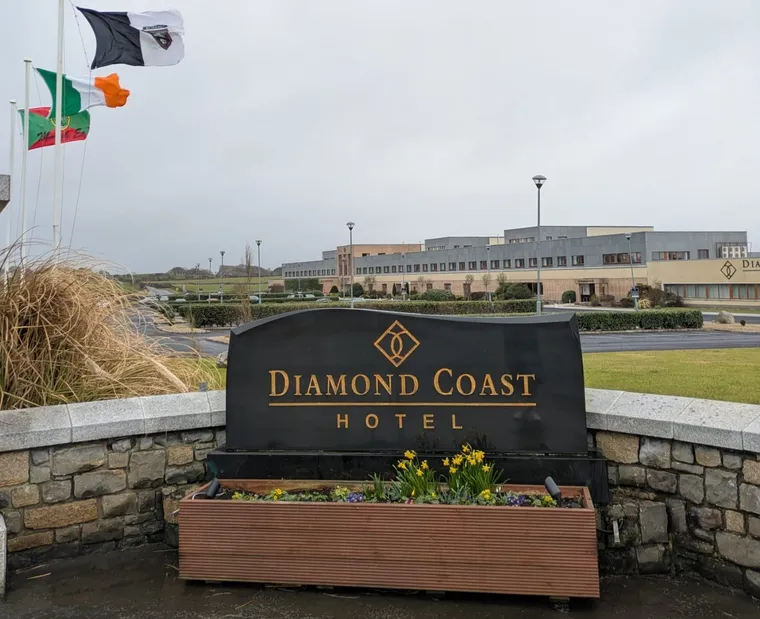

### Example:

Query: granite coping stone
xmin=673 ymin=400 xmax=760 ymax=451
xmin=1 ymin=389 xmax=760 ymax=455
xmin=0 ymin=405 xmax=71 ymax=452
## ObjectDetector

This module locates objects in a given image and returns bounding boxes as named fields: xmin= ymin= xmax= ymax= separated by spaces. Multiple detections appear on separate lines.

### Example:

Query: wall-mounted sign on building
xmin=721 ymin=260 xmax=760 ymax=280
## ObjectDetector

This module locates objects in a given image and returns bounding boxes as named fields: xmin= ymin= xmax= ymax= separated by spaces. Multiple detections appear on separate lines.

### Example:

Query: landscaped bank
xmin=2 ymin=388 xmax=760 ymax=598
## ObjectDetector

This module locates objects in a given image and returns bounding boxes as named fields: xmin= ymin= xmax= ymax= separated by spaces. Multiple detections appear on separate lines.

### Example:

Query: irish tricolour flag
xmin=36 ymin=68 xmax=130 ymax=119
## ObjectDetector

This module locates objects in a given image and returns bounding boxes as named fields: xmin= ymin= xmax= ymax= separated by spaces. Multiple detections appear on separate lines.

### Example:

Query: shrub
xmin=352 ymin=283 xmax=364 ymax=297
xmin=589 ymin=294 xmax=601 ymax=307
xmin=561 ymin=290 xmax=576 ymax=304
xmin=419 ymin=289 xmax=455 ymax=302
xmin=496 ymin=283 xmax=533 ymax=300
xmin=470 ymin=291 xmax=487 ymax=301
xmin=639 ymin=298 xmax=652 ymax=309
xmin=576 ymin=309 xmax=702 ymax=332
xmin=618 ymin=297 xmax=634 ymax=308
xmin=329 ymin=285 xmax=339 ymax=294
xmin=599 ymin=294 xmax=615 ymax=307
xmin=662 ymin=292 xmax=684 ymax=308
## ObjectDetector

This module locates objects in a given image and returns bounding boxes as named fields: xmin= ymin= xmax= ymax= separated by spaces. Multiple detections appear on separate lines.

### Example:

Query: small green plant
xmin=561 ymin=290 xmax=576 ymax=304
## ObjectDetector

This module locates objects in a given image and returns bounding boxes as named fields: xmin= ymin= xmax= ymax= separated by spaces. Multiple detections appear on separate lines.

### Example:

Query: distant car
xmin=249 ymin=295 xmax=260 ymax=302
xmin=159 ymin=295 xmax=169 ymax=302
xmin=173 ymin=298 xmax=187 ymax=303
xmin=316 ymin=297 xmax=330 ymax=303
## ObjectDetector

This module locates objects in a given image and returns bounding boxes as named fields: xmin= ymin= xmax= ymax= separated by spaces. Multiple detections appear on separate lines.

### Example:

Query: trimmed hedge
xmin=576 ymin=309 xmax=702 ymax=331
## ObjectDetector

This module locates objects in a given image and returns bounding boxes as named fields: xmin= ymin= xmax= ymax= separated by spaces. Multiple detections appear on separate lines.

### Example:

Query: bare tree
xmin=464 ymin=274 xmax=474 ymax=300
xmin=496 ymin=272 xmax=508 ymax=287
xmin=482 ymin=273 xmax=493 ymax=301
xmin=363 ymin=275 xmax=376 ymax=293
xmin=240 ymin=242 xmax=254 ymax=322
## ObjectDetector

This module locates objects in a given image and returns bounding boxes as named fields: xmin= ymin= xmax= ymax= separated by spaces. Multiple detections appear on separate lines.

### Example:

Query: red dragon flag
xmin=77 ymin=7 xmax=185 ymax=69
xmin=19 ymin=107 xmax=90 ymax=151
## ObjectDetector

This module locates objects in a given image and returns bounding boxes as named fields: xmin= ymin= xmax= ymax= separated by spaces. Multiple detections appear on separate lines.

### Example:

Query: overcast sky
xmin=1 ymin=1 xmax=758 ymax=273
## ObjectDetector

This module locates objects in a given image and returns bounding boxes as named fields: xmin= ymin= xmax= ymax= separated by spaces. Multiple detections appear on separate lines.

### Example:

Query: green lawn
xmin=584 ymin=348 xmax=760 ymax=404
xmin=147 ymin=276 xmax=277 ymax=294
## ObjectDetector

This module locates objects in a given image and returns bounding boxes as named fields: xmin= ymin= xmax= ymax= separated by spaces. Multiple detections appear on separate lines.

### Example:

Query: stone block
xmin=30 ymin=449 xmax=50 ymax=465
xmin=0 ymin=514 xmax=5 ymax=598
xmin=0 ymin=451 xmax=29 ymax=487
xmin=705 ymin=469 xmax=738 ymax=509
xmin=672 ymin=442 xmax=694 ymax=464
xmin=640 ymin=501 xmax=668 ymax=544
xmin=108 ymin=453 xmax=129 ymax=469
xmin=618 ymin=465 xmax=646 ymax=487
xmin=153 ymin=434 xmax=181 ymax=447
xmin=74 ymin=470 xmax=127 ymax=499
xmin=751 ymin=516 xmax=760 ymax=539
xmin=24 ymin=499 xmax=98 ymax=529
xmin=679 ymin=474 xmax=704 ymax=504
xmin=746 ymin=570 xmax=760 ymax=598
xmin=69 ymin=397 xmax=144 ymax=443
xmin=647 ymin=469 xmax=677 ymax=493
xmin=128 ymin=450 xmax=166 ymax=489
xmin=605 ymin=392 xmax=690 ymax=439
xmin=672 ymin=461 xmax=703 ymax=475
xmin=740 ymin=483 xmax=760 ymax=515
xmin=676 ymin=534 xmax=714 ymax=555
xmin=597 ymin=432 xmax=639 ymax=464
xmin=11 ymin=484 xmax=40 ymax=508
xmin=666 ymin=499 xmax=688 ymax=534
xmin=102 ymin=492 xmax=138 ymax=518
xmin=693 ymin=528 xmax=715 ymax=542
xmin=141 ymin=392 xmax=212 ymax=434
xmin=639 ymin=438 xmax=671 ymax=469
xmin=81 ymin=518 xmax=124 ymax=544
xmin=41 ymin=480 xmax=72 ymax=504
xmin=7 ymin=531 xmax=54 ymax=553
xmin=215 ymin=429 xmax=226 ymax=446
xmin=181 ymin=430 xmax=214 ymax=443
xmin=29 ymin=465 xmax=51 ymax=484
xmin=694 ymin=446 xmax=721 ymax=468
xmin=723 ymin=453 xmax=743 ymax=470
xmin=636 ymin=545 xmax=670 ymax=574
xmin=675 ymin=400 xmax=760 ymax=451
xmin=165 ymin=462 xmax=205 ymax=485
xmin=52 ymin=444 xmax=106 ymax=476
xmin=139 ymin=437 xmax=153 ymax=451
xmin=689 ymin=506 xmax=723 ymax=530
xmin=125 ymin=513 xmax=153 ymax=525
xmin=124 ymin=525 xmax=141 ymax=538
xmin=208 ymin=390 xmax=226 ymax=428
xmin=3 ymin=511 xmax=21 ymax=534
xmin=698 ymin=556 xmax=745 ymax=590
xmin=55 ymin=526 xmax=81 ymax=543
xmin=716 ymin=531 xmax=760 ymax=568
xmin=167 ymin=445 xmax=194 ymax=466
xmin=0 ymin=490 xmax=9 ymax=509
xmin=743 ymin=416 xmax=760 ymax=453
xmin=725 ymin=510 xmax=745 ymax=534
xmin=744 ymin=460 xmax=760 ymax=485
xmin=0 ymin=406 xmax=71 ymax=452
xmin=194 ymin=447 xmax=214 ymax=462
xmin=137 ymin=490 xmax=156 ymax=513
xmin=110 ymin=438 xmax=133 ymax=453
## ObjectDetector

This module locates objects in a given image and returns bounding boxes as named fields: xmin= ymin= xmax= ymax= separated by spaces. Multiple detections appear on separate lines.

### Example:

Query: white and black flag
xmin=77 ymin=8 xmax=185 ymax=69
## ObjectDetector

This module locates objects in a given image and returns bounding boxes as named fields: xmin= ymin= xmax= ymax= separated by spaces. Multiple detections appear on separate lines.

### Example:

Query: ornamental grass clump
xmin=0 ymin=247 xmax=222 ymax=409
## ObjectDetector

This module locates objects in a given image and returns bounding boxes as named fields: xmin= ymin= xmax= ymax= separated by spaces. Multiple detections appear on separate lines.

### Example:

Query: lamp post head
xmin=346 ymin=221 xmax=355 ymax=231
xmin=625 ymin=234 xmax=631 ymax=241
xmin=486 ymin=245 xmax=490 ymax=251
xmin=532 ymin=175 xmax=546 ymax=188
xmin=220 ymin=250 xmax=225 ymax=257
xmin=255 ymin=240 xmax=262 ymax=246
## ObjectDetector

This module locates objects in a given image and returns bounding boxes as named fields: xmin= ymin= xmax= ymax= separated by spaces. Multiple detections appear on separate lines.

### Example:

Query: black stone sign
xmin=224 ymin=309 xmax=587 ymax=455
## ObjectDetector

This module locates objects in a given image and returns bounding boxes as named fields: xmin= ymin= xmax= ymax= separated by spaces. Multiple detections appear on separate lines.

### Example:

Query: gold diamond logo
xmin=721 ymin=261 xmax=737 ymax=280
xmin=374 ymin=320 xmax=420 ymax=368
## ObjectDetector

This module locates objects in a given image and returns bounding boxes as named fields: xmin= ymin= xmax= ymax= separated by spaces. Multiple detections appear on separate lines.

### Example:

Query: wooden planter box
xmin=179 ymin=480 xmax=599 ymax=599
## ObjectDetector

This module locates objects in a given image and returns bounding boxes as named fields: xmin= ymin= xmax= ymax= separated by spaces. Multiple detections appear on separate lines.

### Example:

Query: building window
xmin=719 ymin=244 xmax=748 ymax=258
xmin=362 ymin=267 xmax=368 ymax=274
xmin=459 ymin=262 xmax=466 ymax=270
xmin=413 ymin=264 xmax=420 ymax=272
xmin=631 ymin=252 xmax=641 ymax=263
xmin=468 ymin=261 xmax=477 ymax=270
xmin=449 ymin=262 xmax=456 ymax=271
xmin=490 ymin=260 xmax=499 ymax=269
xmin=383 ymin=266 xmax=390 ymax=273
xmin=440 ymin=263 xmax=447 ymax=271
xmin=332 ymin=269 xmax=336 ymax=275
xmin=545 ymin=236 xmax=552 ymax=240
xmin=698 ymin=249 xmax=709 ymax=259
xmin=422 ymin=264 xmax=428 ymax=272
xmin=542 ymin=257 xmax=553 ymax=267
xmin=369 ymin=267 xmax=374 ymax=274
xmin=356 ymin=268 xmax=361 ymax=275
xmin=391 ymin=265 xmax=397 ymax=273
xmin=529 ymin=258 xmax=537 ymax=267
xmin=557 ymin=256 xmax=567 ymax=267
xmin=406 ymin=264 xmax=412 ymax=273
xmin=515 ymin=259 xmax=525 ymax=268
xmin=444 ymin=283 xmax=452 ymax=291
xmin=572 ymin=255 xmax=585 ymax=266
xmin=503 ymin=259 xmax=511 ymax=268
xmin=480 ymin=260 xmax=488 ymax=270
xmin=431 ymin=263 xmax=438 ymax=272
xmin=558 ymin=235 xmax=567 ymax=239
xmin=652 ymin=251 xmax=690 ymax=261
xmin=426 ymin=283 xmax=433 ymax=291
xmin=603 ymin=253 xmax=633 ymax=264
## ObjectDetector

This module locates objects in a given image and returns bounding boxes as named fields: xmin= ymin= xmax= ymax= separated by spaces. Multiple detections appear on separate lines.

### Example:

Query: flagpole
xmin=52 ymin=0 xmax=65 ymax=261
xmin=5 ymin=99 xmax=16 ymax=284
xmin=20 ymin=59 xmax=31 ymax=267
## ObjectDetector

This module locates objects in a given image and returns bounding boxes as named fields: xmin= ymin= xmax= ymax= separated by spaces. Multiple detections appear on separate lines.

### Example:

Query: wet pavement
xmin=2 ymin=545 xmax=759 ymax=618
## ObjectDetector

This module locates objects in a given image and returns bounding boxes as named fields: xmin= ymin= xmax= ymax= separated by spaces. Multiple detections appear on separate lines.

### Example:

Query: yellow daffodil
xmin=421 ymin=460 xmax=429 ymax=470
xmin=461 ymin=444 xmax=471 ymax=454
xmin=416 ymin=469 xmax=424 ymax=477
xmin=452 ymin=454 xmax=463 ymax=466
xmin=474 ymin=450 xmax=485 ymax=463
xmin=480 ymin=489 xmax=492 ymax=500
xmin=482 ymin=464 xmax=491 ymax=472
xmin=398 ymin=461 xmax=407 ymax=470
xmin=404 ymin=450 xmax=416 ymax=460
xmin=411 ymin=489 xmax=416 ymax=496
xmin=431 ymin=492 xmax=436 ymax=498
xmin=466 ymin=455 xmax=476 ymax=466
xmin=449 ymin=467 xmax=458 ymax=474
xmin=543 ymin=495 xmax=554 ymax=504
xmin=442 ymin=457 xmax=450 ymax=466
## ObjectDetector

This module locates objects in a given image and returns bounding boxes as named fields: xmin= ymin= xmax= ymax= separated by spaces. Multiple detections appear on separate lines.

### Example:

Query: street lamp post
xmin=219 ymin=250 xmax=225 ymax=303
xmin=296 ymin=263 xmax=301 ymax=295
xmin=532 ymin=175 xmax=546 ymax=315
xmin=207 ymin=257 xmax=213 ymax=303
xmin=346 ymin=222 xmax=355 ymax=309
xmin=255 ymin=240 xmax=262 ymax=304
xmin=626 ymin=234 xmax=639 ymax=312
xmin=401 ymin=252 xmax=406 ymax=300
xmin=486 ymin=245 xmax=491 ymax=302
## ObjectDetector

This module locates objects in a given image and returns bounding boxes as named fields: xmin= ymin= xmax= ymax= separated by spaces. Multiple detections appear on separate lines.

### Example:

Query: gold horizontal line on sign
xmin=268 ymin=402 xmax=537 ymax=408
